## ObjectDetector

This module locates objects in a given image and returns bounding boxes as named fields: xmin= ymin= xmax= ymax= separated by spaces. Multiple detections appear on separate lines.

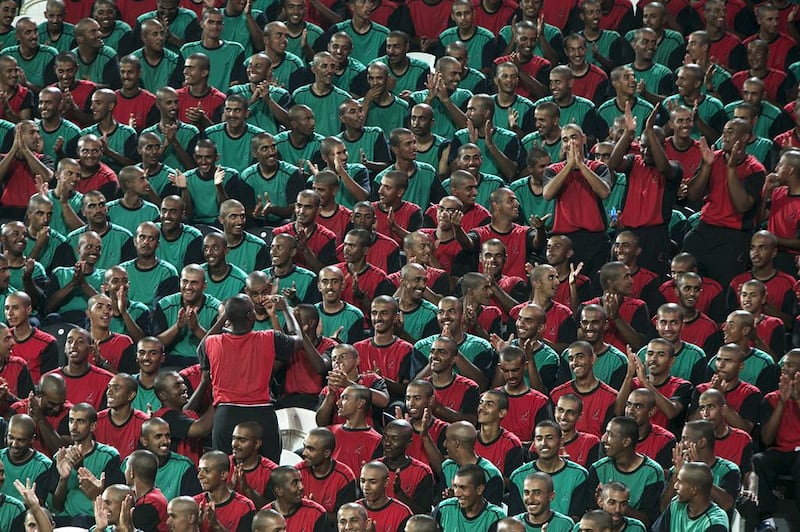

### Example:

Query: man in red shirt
xmin=543 ymin=124 xmax=612 ymax=278
xmin=0 ymin=121 xmax=55 ymax=219
xmin=297 ymin=426 xmax=357 ymax=523
xmin=262 ymin=466 xmax=328 ymax=531
xmin=357 ymin=461 xmax=412 ymax=532
xmin=176 ymin=53 xmax=224 ymax=133
xmin=199 ymin=293 xmax=302 ymax=462
xmin=194 ymin=450 xmax=255 ymax=532
xmin=229 ymin=421 xmax=279 ymax=510
xmin=752 ymin=349 xmax=800 ymax=532
xmin=94 ymin=373 xmax=149 ymax=459
xmin=685 ymin=118 xmax=767 ymax=287
xmin=125 ymin=449 xmax=169 ymax=532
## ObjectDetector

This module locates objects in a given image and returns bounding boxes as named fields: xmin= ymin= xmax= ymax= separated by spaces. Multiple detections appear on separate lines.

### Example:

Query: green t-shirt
xmin=336 ymin=126 xmax=391 ymax=166
xmin=25 ymin=228 xmax=72 ymax=270
xmin=225 ymin=235 xmax=265 ymax=276
xmin=532 ymin=95 xmax=597 ymax=131
xmin=48 ymin=265 xmax=106 ymax=315
xmin=122 ymin=451 xmax=198 ymax=501
xmin=205 ymin=122 xmax=265 ymax=174
xmin=1 ymin=44 xmax=57 ymax=88
xmin=202 ymin=262 xmax=247 ymax=301
xmin=362 ymin=95 xmax=410 ymax=134
xmin=271 ymin=51 xmax=305 ymax=90
xmin=274 ymin=131 xmax=323 ymax=168
xmin=411 ymin=87 xmax=473 ymax=139
xmin=452 ymin=126 xmax=521 ymax=178
xmin=508 ymin=460 xmax=589 ymax=515
xmin=514 ymin=511 xmax=574 ymax=532
xmin=723 ymin=99 xmax=782 ymax=140
xmin=315 ymin=302 xmax=364 ymax=344
xmin=286 ymin=22 xmax=323 ymax=59
xmin=498 ymin=22 xmax=562 ymax=61
xmin=442 ymin=456 xmax=503 ymax=492
xmin=183 ymin=166 xmax=240 ymax=224
xmin=509 ymin=177 xmax=555 ymax=228
xmin=137 ymin=8 xmax=199 ymax=53
xmin=8 ymin=261 xmax=47 ymax=297
xmin=263 ymin=265 xmax=319 ymax=304
xmin=67 ymin=224 xmax=133 ymax=270
xmin=493 ymin=93 xmax=536 ymax=132
xmin=119 ymin=258 xmax=179 ymax=310
xmin=435 ymin=498 xmax=505 ymax=532
xmin=334 ymin=57 xmax=367 ymax=94
xmin=80 ymin=122 xmax=138 ymax=174
xmin=100 ymin=21 xmax=133 ymax=53
xmin=110 ymin=300 xmax=150 ymax=337
xmin=330 ymin=20 xmax=390 ymax=67
xmin=240 ymin=161 xmax=305 ymax=225
xmin=179 ymin=40 xmax=245 ymax=92
xmin=306 ymin=162 xmax=370 ymax=210
xmin=71 ymin=45 xmax=118 ymax=85
xmin=589 ymin=455 xmax=664 ymax=511
xmin=375 ymin=162 xmax=439 ymax=210
xmin=637 ymin=341 xmax=707 ymax=384
xmin=714 ymin=135 xmax=773 ymax=167
xmin=38 ymin=117 xmax=81 ymax=163
xmin=154 ymin=292 xmax=221 ymax=358
xmin=58 ymin=443 xmax=122 ymax=518
xmin=374 ymin=55 xmax=429 ymax=95
xmin=48 ymin=189 xmax=84 ymax=238
xmin=597 ymin=96 xmax=654 ymax=137
xmin=106 ymin=199 xmax=160 ymax=235
xmin=625 ymin=28 xmax=684 ymax=69
xmin=228 ymin=83 xmax=292 ymax=134
xmin=137 ymin=162 xmax=177 ymax=198
xmin=522 ymin=132 xmax=562 ymax=164
xmin=131 ymin=372 xmax=162 ymax=412
xmin=413 ymin=333 xmax=495 ymax=380
xmin=132 ymin=46 xmax=182 ymax=94
xmin=0 ymin=448 xmax=52 ymax=501
xmin=439 ymin=26 xmax=495 ymax=71
xmin=38 ymin=22 xmax=75 ymax=52
xmin=459 ymin=67 xmax=489 ymax=94
xmin=662 ymin=93 xmax=725 ymax=139
xmin=220 ymin=10 xmax=264 ymax=57
xmin=627 ymin=62 xmax=674 ymax=96
xmin=399 ymin=299 xmax=439 ymax=343
xmin=443 ymin=172 xmax=504 ymax=208
xmin=581 ymin=29 xmax=625 ymax=69
xmin=657 ymin=498 xmax=730 ymax=531
xmin=570 ymin=516 xmax=646 ymax=532
xmin=564 ymin=344 xmax=627 ymax=388
xmin=602 ymin=171 xmax=628 ymax=233
xmin=141 ymin=121 xmax=200 ymax=172
xmin=415 ymin=134 xmax=449 ymax=173
xmin=155 ymin=223 xmax=203 ymax=267
xmin=708 ymin=347 xmax=776 ymax=391
xmin=291 ymin=84 xmax=351 ymax=137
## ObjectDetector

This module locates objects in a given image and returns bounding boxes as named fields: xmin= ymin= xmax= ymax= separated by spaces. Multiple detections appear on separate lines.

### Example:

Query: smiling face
xmin=136 ymin=339 xmax=164 ymax=376
xmin=180 ymin=268 xmax=206 ymax=306
xmin=141 ymin=422 xmax=171 ymax=460
xmin=522 ymin=476 xmax=553 ymax=518
xmin=566 ymin=346 xmax=594 ymax=379
xmin=532 ymin=425 xmax=561 ymax=459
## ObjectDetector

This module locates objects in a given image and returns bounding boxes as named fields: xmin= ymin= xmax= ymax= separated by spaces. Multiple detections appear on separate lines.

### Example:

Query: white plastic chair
xmin=408 ymin=52 xmax=436 ymax=73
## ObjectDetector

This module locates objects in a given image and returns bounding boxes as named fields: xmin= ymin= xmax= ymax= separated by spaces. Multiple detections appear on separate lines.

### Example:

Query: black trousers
xmin=213 ymin=403 xmax=281 ymax=463
xmin=752 ymin=448 xmax=800 ymax=518
xmin=683 ymin=222 xmax=750 ymax=288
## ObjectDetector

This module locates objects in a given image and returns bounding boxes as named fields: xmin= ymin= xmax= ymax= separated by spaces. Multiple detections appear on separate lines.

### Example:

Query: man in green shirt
xmin=513 ymin=472 xmax=574 ymax=532
xmin=653 ymin=462 xmax=729 ymax=532
xmin=0 ymin=414 xmax=52 ymax=503
xmin=51 ymin=403 xmax=126 ymax=528
xmin=433 ymin=463 xmax=506 ymax=531
xmin=132 ymin=417 xmax=201 ymax=501
xmin=179 ymin=7 xmax=246 ymax=93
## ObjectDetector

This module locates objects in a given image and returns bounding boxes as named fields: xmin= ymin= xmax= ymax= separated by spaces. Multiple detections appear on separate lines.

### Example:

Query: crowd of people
xmin=0 ymin=0 xmax=799 ymax=530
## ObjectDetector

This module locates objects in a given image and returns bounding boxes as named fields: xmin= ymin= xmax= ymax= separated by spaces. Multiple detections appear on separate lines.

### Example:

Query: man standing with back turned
xmin=199 ymin=293 xmax=303 ymax=463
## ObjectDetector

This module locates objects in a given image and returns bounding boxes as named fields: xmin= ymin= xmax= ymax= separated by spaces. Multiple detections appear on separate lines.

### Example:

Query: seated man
xmin=50 ymin=403 xmax=126 ymax=528
xmin=152 ymin=264 xmax=220 ymax=367
xmin=44 ymin=231 xmax=106 ymax=324
xmin=193 ymin=450 xmax=255 ymax=532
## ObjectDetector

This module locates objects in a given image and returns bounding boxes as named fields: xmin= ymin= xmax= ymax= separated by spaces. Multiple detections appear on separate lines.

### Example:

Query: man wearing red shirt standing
xmin=542 ymin=124 xmax=611 ymax=279
xmin=685 ymin=118 xmax=767 ymax=287
xmin=199 ymin=293 xmax=302 ymax=463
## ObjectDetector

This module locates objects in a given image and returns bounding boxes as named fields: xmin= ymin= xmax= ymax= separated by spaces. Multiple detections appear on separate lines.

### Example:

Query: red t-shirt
xmin=296 ymin=459 xmax=356 ymax=513
xmin=699 ymin=151 xmax=766 ymax=230
xmin=336 ymin=233 xmax=399 ymax=274
xmin=273 ymin=222 xmax=337 ymax=269
xmin=284 ymin=336 xmax=338 ymax=396
xmin=730 ymin=270 xmax=796 ymax=314
xmin=582 ymin=296 xmax=649 ymax=352
xmin=334 ymin=262 xmax=391 ymax=312
xmin=354 ymin=337 xmax=413 ymax=384
xmin=115 ymin=0 xmax=158 ymax=25
xmin=135 ymin=487 xmax=168 ymax=532
xmin=229 ymin=456 xmax=278 ymax=501
xmin=541 ymin=0 xmax=577 ymax=30
xmin=374 ymin=201 xmax=421 ymax=246
xmin=715 ymin=426 xmax=753 ymax=471
xmin=47 ymin=365 xmax=114 ymax=411
xmin=0 ymin=155 xmax=52 ymax=209
xmin=767 ymin=186 xmax=800 ymax=254
xmin=114 ymin=88 xmax=157 ymax=132
xmin=176 ymin=86 xmax=225 ymax=126
xmin=658 ymin=276 xmax=723 ymax=314
xmin=619 ymin=155 xmax=670 ymax=228
xmin=546 ymin=159 xmax=610 ymax=234
xmin=551 ymin=380 xmax=618 ymax=437
xmin=742 ymin=33 xmax=797 ymax=72
xmin=407 ymin=417 xmax=447 ymax=468
xmin=470 ymin=223 xmax=533 ymax=279
xmin=762 ymin=390 xmax=800 ymax=452
xmin=11 ymin=327 xmax=59 ymax=383
xmin=635 ymin=422 xmax=675 ymax=466
xmin=10 ymin=398 xmax=72 ymax=456
xmin=76 ymin=163 xmax=119 ymax=196
xmin=665 ymin=137 xmax=702 ymax=185
xmin=94 ymin=408 xmax=149 ymax=460
xmin=681 ymin=312 xmax=719 ymax=350
xmin=194 ymin=491 xmax=254 ymax=532
xmin=499 ymin=387 xmax=550 ymax=442
xmin=571 ymin=64 xmax=609 ymax=102
xmin=403 ymin=0 xmax=454 ymax=39
xmin=380 ymin=456 xmax=433 ymax=503
xmin=476 ymin=428 xmax=524 ymax=476
xmin=731 ymin=68 xmax=787 ymax=103
xmin=599 ymin=0 xmax=634 ymax=30
xmin=97 ymin=333 xmax=134 ymax=372
xmin=0 ymin=84 xmax=33 ymax=122
xmin=429 ymin=374 xmax=479 ymax=414
xmin=328 ymin=424 xmax=383 ymax=486
xmin=202 ymin=330 xmax=294 ymax=405
xmin=357 ymin=497 xmax=412 ymax=532
xmin=262 ymin=499 xmax=327 ymax=531
xmin=418 ymin=229 xmax=463 ymax=273
xmin=317 ymin=205 xmax=352 ymax=244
